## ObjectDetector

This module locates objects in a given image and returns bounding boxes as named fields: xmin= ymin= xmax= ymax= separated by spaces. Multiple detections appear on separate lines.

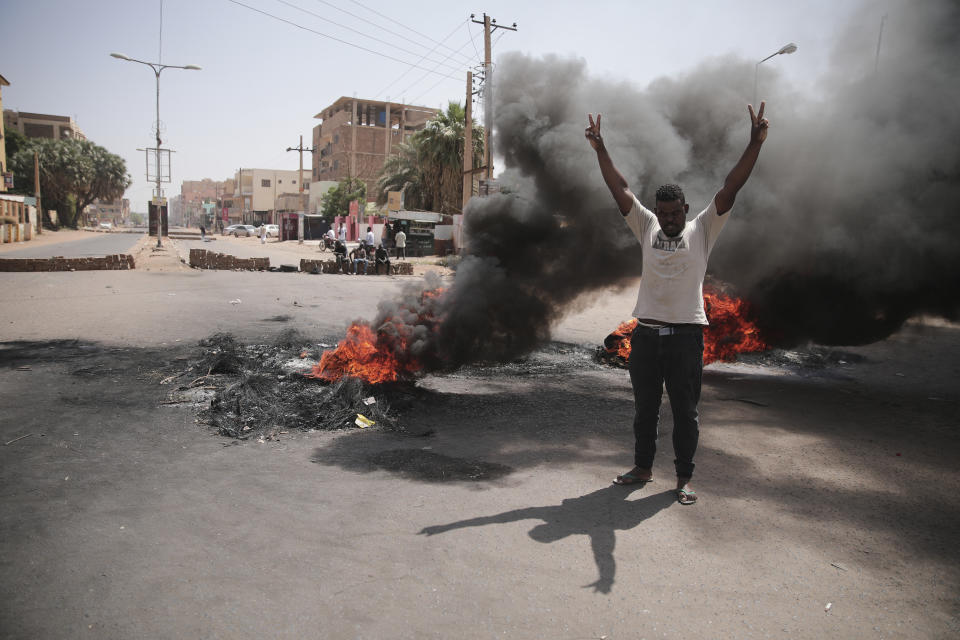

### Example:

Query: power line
xmin=345 ymin=0 xmax=475 ymax=65
xmin=468 ymin=19 xmax=482 ymax=62
xmin=275 ymin=0 xmax=463 ymax=74
xmin=399 ymin=35 xmax=479 ymax=105
xmin=310 ymin=0 xmax=474 ymax=66
xmin=226 ymin=0 xmax=461 ymax=81
xmin=376 ymin=19 xmax=475 ymax=101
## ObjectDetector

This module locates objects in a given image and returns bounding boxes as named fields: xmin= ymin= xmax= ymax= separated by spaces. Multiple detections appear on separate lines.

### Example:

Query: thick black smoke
xmin=371 ymin=0 xmax=959 ymax=372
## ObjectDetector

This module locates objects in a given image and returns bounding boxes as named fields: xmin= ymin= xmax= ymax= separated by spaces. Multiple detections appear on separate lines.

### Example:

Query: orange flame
xmin=702 ymin=290 xmax=768 ymax=364
xmin=603 ymin=288 xmax=768 ymax=365
xmin=308 ymin=288 xmax=444 ymax=384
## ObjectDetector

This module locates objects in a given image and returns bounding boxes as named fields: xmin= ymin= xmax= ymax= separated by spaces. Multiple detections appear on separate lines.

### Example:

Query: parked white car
xmin=231 ymin=225 xmax=258 ymax=237
xmin=263 ymin=224 xmax=279 ymax=238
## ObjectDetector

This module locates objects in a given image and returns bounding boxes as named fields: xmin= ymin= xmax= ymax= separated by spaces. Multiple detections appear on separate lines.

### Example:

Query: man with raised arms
xmin=585 ymin=102 xmax=769 ymax=504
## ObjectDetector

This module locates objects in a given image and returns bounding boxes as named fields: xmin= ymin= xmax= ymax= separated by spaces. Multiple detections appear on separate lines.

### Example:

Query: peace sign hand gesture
xmin=748 ymin=101 xmax=770 ymax=145
xmin=585 ymin=113 xmax=604 ymax=151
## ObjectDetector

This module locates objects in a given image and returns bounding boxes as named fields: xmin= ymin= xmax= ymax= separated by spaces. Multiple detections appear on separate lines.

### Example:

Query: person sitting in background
xmin=374 ymin=243 xmax=391 ymax=275
xmin=334 ymin=239 xmax=348 ymax=273
xmin=349 ymin=244 xmax=368 ymax=275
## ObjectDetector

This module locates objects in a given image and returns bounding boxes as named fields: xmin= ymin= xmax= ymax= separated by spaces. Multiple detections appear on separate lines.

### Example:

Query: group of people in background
xmin=328 ymin=223 xmax=405 ymax=275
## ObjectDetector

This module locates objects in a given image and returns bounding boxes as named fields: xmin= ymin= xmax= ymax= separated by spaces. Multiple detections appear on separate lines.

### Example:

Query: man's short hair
xmin=655 ymin=184 xmax=685 ymax=204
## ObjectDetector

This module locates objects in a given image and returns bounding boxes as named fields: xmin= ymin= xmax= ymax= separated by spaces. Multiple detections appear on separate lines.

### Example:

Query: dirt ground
xmin=0 ymin=262 xmax=958 ymax=639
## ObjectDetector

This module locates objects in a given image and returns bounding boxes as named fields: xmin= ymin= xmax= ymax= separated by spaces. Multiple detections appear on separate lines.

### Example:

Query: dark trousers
xmin=627 ymin=324 xmax=704 ymax=479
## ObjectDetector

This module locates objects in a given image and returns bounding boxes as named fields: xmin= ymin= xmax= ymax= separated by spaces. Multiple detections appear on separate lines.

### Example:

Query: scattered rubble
xmin=159 ymin=330 xmax=407 ymax=440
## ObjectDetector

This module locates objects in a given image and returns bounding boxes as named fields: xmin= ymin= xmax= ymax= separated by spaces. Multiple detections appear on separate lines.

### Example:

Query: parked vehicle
xmin=263 ymin=224 xmax=279 ymax=238
xmin=232 ymin=225 xmax=258 ymax=237
xmin=223 ymin=224 xmax=242 ymax=236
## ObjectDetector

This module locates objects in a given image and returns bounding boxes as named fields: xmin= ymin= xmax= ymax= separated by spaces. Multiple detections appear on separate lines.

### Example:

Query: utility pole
xmin=286 ymin=135 xmax=315 ymax=195
xmin=471 ymin=13 xmax=517 ymax=181
xmin=286 ymin=136 xmax=315 ymax=244
xmin=33 ymin=151 xmax=42 ymax=235
xmin=462 ymin=70 xmax=473 ymax=210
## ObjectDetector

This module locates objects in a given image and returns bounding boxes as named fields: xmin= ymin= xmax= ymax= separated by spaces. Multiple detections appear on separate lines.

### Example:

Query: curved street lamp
xmin=754 ymin=43 xmax=797 ymax=106
xmin=110 ymin=52 xmax=201 ymax=246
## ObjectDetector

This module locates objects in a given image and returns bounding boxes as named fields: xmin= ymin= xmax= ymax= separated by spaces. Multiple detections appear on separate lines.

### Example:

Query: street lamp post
xmin=110 ymin=52 xmax=200 ymax=247
xmin=754 ymin=42 xmax=797 ymax=105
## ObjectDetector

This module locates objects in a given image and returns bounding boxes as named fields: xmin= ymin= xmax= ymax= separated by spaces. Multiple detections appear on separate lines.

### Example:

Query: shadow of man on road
xmin=420 ymin=485 xmax=676 ymax=593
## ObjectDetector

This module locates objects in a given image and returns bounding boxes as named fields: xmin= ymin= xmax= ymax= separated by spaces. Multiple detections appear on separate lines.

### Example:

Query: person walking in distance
xmin=394 ymin=228 xmax=407 ymax=260
xmin=585 ymin=103 xmax=770 ymax=505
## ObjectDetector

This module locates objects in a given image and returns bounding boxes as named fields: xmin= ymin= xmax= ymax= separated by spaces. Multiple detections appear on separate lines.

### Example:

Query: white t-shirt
xmin=623 ymin=194 xmax=729 ymax=325
xmin=366 ymin=231 xmax=375 ymax=245
xmin=395 ymin=231 xmax=406 ymax=248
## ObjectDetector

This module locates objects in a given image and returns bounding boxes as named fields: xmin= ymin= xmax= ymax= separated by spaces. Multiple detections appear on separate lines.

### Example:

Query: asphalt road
xmin=0 ymin=232 xmax=141 ymax=258
xmin=1 ymin=268 xmax=958 ymax=639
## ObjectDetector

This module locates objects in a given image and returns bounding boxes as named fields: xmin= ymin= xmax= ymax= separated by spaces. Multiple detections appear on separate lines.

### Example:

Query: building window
xmin=292 ymin=179 xmax=296 ymax=184
xmin=261 ymin=179 xmax=271 ymax=187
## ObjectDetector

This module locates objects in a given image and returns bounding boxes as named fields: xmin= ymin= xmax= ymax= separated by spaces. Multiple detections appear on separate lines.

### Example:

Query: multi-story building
xmin=85 ymin=198 xmax=130 ymax=226
xmin=3 ymin=109 xmax=86 ymax=141
xmin=312 ymin=98 xmax=438 ymax=201
xmin=181 ymin=178 xmax=229 ymax=228
xmin=231 ymin=168 xmax=309 ymax=225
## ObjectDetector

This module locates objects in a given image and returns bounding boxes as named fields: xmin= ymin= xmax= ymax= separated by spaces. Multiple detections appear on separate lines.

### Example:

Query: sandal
xmin=613 ymin=469 xmax=653 ymax=486
xmin=677 ymin=487 xmax=698 ymax=505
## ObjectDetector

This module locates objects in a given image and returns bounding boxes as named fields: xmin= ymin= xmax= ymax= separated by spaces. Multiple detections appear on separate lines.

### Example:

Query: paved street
xmin=0 ymin=231 xmax=141 ymax=258
xmin=0 ymin=266 xmax=958 ymax=639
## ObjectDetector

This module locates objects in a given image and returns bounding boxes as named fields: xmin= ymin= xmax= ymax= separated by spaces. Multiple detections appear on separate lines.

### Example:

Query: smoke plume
xmin=369 ymin=0 xmax=959 ymax=373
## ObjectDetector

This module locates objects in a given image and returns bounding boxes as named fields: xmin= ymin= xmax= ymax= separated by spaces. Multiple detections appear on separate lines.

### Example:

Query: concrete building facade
xmin=85 ymin=198 xmax=130 ymax=227
xmin=181 ymin=178 xmax=229 ymax=228
xmin=3 ymin=110 xmax=86 ymax=141
xmin=312 ymin=98 xmax=438 ymax=201
xmin=231 ymin=168 xmax=309 ymax=225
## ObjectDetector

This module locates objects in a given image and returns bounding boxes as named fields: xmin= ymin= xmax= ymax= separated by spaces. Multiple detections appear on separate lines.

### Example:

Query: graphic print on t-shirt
xmin=652 ymin=232 xmax=688 ymax=252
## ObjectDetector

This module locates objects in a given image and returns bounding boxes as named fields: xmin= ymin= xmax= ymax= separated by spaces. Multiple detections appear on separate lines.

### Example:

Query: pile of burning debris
xmin=596 ymin=285 xmax=770 ymax=367
xmin=159 ymin=331 xmax=412 ymax=441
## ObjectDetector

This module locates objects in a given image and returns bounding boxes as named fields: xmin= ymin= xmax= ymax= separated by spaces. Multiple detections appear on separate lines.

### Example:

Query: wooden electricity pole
xmin=462 ymin=70 xmax=473 ymax=210
xmin=33 ymin=151 xmax=42 ymax=234
xmin=471 ymin=13 xmax=517 ymax=181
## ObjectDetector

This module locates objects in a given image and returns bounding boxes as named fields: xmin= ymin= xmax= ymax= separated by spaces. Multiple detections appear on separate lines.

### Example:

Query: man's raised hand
xmin=585 ymin=113 xmax=604 ymax=151
xmin=748 ymin=101 xmax=769 ymax=145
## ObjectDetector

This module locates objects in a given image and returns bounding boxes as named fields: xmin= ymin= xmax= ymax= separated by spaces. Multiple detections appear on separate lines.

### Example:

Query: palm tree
xmin=377 ymin=102 xmax=483 ymax=214
xmin=376 ymin=141 xmax=425 ymax=211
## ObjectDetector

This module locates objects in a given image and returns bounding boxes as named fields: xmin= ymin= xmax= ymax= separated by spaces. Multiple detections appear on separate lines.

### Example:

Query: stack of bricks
xmin=299 ymin=259 xmax=340 ymax=274
xmin=298 ymin=258 xmax=414 ymax=275
xmin=189 ymin=249 xmax=269 ymax=271
xmin=0 ymin=254 xmax=135 ymax=272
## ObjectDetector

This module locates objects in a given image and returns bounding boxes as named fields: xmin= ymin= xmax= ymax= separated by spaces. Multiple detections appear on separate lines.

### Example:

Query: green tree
xmin=376 ymin=101 xmax=483 ymax=214
xmin=376 ymin=141 xmax=426 ymax=210
xmin=320 ymin=176 xmax=367 ymax=222
xmin=9 ymin=137 xmax=131 ymax=228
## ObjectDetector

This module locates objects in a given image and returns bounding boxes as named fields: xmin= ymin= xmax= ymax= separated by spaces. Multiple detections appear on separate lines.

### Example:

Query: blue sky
xmin=2 ymin=0 xmax=867 ymax=210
